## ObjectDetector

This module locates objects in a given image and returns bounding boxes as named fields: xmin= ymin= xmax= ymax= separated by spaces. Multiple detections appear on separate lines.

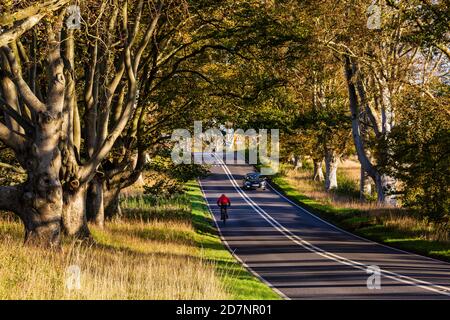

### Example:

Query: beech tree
xmin=0 ymin=0 xmax=447 ymax=247
xmin=87 ymin=0 xmax=296 ymax=221
xmin=0 ymin=0 xmax=190 ymax=245
xmin=256 ymin=0 xmax=448 ymax=205
xmin=0 ymin=0 xmax=296 ymax=244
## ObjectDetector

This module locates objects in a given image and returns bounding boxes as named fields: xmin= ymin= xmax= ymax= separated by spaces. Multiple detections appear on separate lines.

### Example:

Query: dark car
xmin=242 ymin=172 xmax=267 ymax=190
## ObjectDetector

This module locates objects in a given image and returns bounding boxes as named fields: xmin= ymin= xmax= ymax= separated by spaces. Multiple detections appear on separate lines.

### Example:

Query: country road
xmin=198 ymin=154 xmax=450 ymax=300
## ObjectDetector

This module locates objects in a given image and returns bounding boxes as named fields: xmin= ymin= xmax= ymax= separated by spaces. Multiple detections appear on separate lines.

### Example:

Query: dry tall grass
xmin=0 ymin=198 xmax=228 ymax=300
xmin=281 ymin=158 xmax=449 ymax=242
xmin=281 ymin=159 xmax=384 ymax=212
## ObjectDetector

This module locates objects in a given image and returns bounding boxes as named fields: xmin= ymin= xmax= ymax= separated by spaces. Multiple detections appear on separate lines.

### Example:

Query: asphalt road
xmin=199 ymin=154 xmax=450 ymax=300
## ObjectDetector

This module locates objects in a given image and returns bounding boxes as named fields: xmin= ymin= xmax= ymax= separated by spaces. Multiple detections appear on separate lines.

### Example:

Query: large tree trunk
xmin=345 ymin=56 xmax=393 ymax=205
xmin=23 ymin=34 xmax=65 ymax=246
xmin=62 ymin=185 xmax=90 ymax=238
xmin=292 ymin=154 xmax=302 ymax=170
xmin=21 ymin=183 xmax=62 ymax=246
xmin=86 ymin=177 xmax=104 ymax=228
xmin=104 ymin=186 xmax=122 ymax=219
xmin=360 ymin=168 xmax=372 ymax=201
xmin=313 ymin=158 xmax=324 ymax=182
xmin=324 ymin=151 xmax=339 ymax=191
xmin=0 ymin=185 xmax=62 ymax=246
xmin=0 ymin=27 xmax=66 ymax=246
xmin=378 ymin=78 xmax=397 ymax=206
xmin=101 ymin=150 xmax=148 ymax=219
xmin=372 ymin=174 xmax=396 ymax=205
xmin=21 ymin=114 xmax=64 ymax=246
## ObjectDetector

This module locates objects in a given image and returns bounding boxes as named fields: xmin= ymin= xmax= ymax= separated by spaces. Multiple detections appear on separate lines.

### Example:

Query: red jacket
xmin=217 ymin=195 xmax=231 ymax=206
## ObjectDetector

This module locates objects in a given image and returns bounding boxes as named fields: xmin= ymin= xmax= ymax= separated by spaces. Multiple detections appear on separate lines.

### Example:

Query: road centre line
xmin=214 ymin=155 xmax=450 ymax=297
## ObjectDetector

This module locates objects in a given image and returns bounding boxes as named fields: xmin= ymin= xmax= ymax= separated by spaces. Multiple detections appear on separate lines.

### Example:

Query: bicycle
xmin=220 ymin=205 xmax=229 ymax=224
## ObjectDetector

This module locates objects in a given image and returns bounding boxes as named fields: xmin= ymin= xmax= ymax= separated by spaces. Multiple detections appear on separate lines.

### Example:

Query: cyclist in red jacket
xmin=217 ymin=194 xmax=231 ymax=222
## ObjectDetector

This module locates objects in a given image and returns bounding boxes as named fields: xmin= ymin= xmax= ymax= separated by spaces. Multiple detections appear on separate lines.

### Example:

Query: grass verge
xmin=271 ymin=172 xmax=450 ymax=263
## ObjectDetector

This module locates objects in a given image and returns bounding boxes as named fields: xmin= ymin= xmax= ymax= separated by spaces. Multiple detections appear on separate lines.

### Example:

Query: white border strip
xmin=268 ymin=181 xmax=450 ymax=266
xmin=213 ymin=155 xmax=450 ymax=297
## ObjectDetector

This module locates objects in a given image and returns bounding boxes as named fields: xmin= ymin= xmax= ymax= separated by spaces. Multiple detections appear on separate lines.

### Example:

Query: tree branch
xmin=0 ymin=96 xmax=34 ymax=134
xmin=0 ymin=121 xmax=26 ymax=151
xmin=0 ymin=185 xmax=22 ymax=216
xmin=0 ymin=14 xmax=45 ymax=48
xmin=1 ymin=46 xmax=45 ymax=113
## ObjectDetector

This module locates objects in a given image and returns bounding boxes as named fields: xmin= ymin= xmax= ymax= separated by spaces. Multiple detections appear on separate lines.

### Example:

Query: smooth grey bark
xmin=71 ymin=2 xmax=159 ymax=227
xmin=324 ymin=150 xmax=339 ymax=191
xmin=292 ymin=154 xmax=302 ymax=170
xmin=0 ymin=15 xmax=92 ymax=245
xmin=59 ymin=27 xmax=90 ymax=239
xmin=313 ymin=158 xmax=324 ymax=182
xmin=379 ymin=174 xmax=397 ymax=205
xmin=0 ymin=69 xmax=23 ymax=133
xmin=104 ymin=186 xmax=122 ymax=219
xmin=0 ymin=184 xmax=62 ymax=246
xmin=345 ymin=56 xmax=394 ymax=204
xmin=62 ymin=184 xmax=90 ymax=238
xmin=62 ymin=29 xmax=79 ymax=152
xmin=101 ymin=149 xmax=148 ymax=219
xmin=378 ymin=77 xmax=397 ymax=205
xmin=22 ymin=22 xmax=65 ymax=245
xmin=1 ymin=19 xmax=65 ymax=246
xmin=10 ymin=98 xmax=63 ymax=245
xmin=71 ymin=0 xmax=158 ymax=228
xmin=0 ymin=51 xmax=57 ymax=244
xmin=360 ymin=167 xmax=372 ymax=200
xmin=86 ymin=177 xmax=104 ymax=228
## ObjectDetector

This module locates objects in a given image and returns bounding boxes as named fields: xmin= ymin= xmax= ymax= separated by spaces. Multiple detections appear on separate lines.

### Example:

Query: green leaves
xmin=380 ymin=92 xmax=450 ymax=222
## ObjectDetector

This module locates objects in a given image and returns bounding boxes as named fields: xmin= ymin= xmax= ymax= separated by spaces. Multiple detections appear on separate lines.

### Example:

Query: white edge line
xmin=267 ymin=180 xmax=450 ymax=267
xmin=215 ymin=156 xmax=450 ymax=297
xmin=197 ymin=178 xmax=291 ymax=301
